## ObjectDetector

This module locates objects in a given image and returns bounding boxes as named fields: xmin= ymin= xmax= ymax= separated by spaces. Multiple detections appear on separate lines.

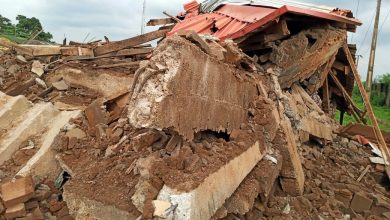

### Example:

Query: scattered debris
xmin=1 ymin=0 xmax=389 ymax=220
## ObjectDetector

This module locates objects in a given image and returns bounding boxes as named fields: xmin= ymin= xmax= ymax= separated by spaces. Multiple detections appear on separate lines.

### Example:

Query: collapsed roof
xmin=169 ymin=0 xmax=362 ymax=40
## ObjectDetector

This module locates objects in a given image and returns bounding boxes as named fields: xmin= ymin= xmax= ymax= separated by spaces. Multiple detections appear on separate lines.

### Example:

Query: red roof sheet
xmin=168 ymin=2 xmax=362 ymax=41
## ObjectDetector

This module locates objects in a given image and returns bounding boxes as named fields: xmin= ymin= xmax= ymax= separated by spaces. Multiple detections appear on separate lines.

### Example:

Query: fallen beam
xmin=96 ymin=61 xmax=141 ymax=69
xmin=157 ymin=141 xmax=264 ymax=220
xmin=343 ymin=44 xmax=390 ymax=172
xmin=340 ymin=123 xmax=390 ymax=145
xmin=94 ymin=29 xmax=168 ymax=56
xmin=115 ymin=48 xmax=154 ymax=56
xmin=147 ymin=18 xmax=176 ymax=26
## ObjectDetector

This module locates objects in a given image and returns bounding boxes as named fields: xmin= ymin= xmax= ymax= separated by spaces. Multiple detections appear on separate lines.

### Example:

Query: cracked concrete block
xmin=128 ymin=36 xmax=258 ymax=140
xmin=157 ymin=141 xmax=264 ymax=220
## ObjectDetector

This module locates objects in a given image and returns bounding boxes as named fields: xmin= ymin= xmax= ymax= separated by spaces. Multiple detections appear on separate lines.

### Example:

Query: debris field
xmin=0 ymin=0 xmax=390 ymax=219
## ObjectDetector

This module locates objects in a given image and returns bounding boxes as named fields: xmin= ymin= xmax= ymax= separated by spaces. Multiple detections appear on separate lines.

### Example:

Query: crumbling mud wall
xmin=270 ymin=25 xmax=347 ymax=89
xmin=128 ymin=36 xmax=259 ymax=140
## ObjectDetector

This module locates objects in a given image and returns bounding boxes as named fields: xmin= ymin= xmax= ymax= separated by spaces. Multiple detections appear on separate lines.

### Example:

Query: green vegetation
xmin=0 ymin=14 xmax=53 ymax=43
xmin=336 ymin=74 xmax=390 ymax=132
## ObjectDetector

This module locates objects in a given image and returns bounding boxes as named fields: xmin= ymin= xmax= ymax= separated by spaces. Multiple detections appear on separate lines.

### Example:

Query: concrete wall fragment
xmin=128 ymin=36 xmax=259 ymax=140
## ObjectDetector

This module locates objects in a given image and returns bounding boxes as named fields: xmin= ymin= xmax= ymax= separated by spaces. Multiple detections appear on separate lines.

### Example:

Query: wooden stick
xmin=357 ymin=165 xmax=371 ymax=182
xmin=343 ymin=44 xmax=390 ymax=165
xmin=322 ymin=77 xmax=330 ymax=113
xmin=163 ymin=11 xmax=181 ymax=23
xmin=329 ymin=71 xmax=365 ymax=123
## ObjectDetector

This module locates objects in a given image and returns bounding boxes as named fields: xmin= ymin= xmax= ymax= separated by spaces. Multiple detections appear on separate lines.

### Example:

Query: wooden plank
xmin=60 ymin=47 xmax=94 ymax=57
xmin=20 ymin=45 xmax=61 ymax=56
xmin=329 ymin=70 xmax=364 ymax=121
xmin=94 ymin=29 xmax=168 ymax=56
xmin=147 ymin=18 xmax=176 ymax=26
xmin=340 ymin=123 xmax=390 ymax=145
xmin=291 ymin=84 xmax=323 ymax=114
xmin=322 ymin=77 xmax=330 ymax=113
xmin=308 ymin=52 xmax=337 ymax=94
xmin=177 ymin=30 xmax=211 ymax=54
xmin=0 ymin=39 xmax=33 ymax=56
xmin=343 ymin=44 xmax=390 ymax=166
xmin=116 ymin=48 xmax=154 ymax=56
xmin=96 ymin=61 xmax=141 ymax=69
xmin=163 ymin=11 xmax=181 ymax=23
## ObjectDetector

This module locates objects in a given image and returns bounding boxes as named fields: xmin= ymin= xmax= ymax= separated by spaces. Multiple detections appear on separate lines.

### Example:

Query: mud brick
xmin=1 ymin=176 xmax=34 ymax=208
xmin=4 ymin=203 xmax=26 ymax=219
xmin=350 ymin=193 xmax=373 ymax=213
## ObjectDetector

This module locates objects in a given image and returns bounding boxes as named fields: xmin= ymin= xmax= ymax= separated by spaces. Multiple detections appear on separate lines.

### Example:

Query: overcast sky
xmin=0 ymin=0 xmax=389 ymax=79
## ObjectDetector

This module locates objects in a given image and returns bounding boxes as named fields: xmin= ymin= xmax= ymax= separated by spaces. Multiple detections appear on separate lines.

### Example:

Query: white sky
xmin=0 ymin=0 xmax=389 ymax=79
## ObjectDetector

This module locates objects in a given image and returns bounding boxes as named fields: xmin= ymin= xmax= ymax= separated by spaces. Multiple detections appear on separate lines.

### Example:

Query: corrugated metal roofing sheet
xmin=169 ymin=0 xmax=361 ymax=41
xmin=200 ymin=0 xmax=334 ymax=13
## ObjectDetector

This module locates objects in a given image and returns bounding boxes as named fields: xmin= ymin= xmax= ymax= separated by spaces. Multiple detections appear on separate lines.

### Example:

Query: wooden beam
xmin=94 ymin=29 xmax=168 ymax=56
xmin=329 ymin=70 xmax=364 ymax=118
xmin=343 ymin=43 xmax=390 ymax=168
xmin=20 ymin=45 xmax=61 ymax=56
xmin=163 ymin=11 xmax=181 ymax=23
xmin=0 ymin=39 xmax=33 ymax=56
xmin=96 ymin=61 xmax=141 ymax=69
xmin=60 ymin=47 xmax=94 ymax=57
xmin=322 ymin=77 xmax=330 ymax=113
xmin=147 ymin=18 xmax=176 ymax=26
xmin=115 ymin=48 xmax=154 ymax=56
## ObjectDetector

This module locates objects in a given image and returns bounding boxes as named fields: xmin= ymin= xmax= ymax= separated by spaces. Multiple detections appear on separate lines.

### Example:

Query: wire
xmin=379 ymin=8 xmax=390 ymax=33
xmin=357 ymin=11 xmax=375 ymax=54
xmin=360 ymin=8 xmax=390 ymax=56
xmin=351 ymin=0 xmax=361 ymax=43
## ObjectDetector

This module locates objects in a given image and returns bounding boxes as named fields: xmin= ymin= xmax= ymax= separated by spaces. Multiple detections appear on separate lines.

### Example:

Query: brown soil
xmin=0 ymin=135 xmax=41 ymax=183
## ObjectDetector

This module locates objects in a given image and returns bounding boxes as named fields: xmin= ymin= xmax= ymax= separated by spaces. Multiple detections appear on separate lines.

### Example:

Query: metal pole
xmin=141 ymin=0 xmax=146 ymax=34
xmin=366 ymin=0 xmax=381 ymax=98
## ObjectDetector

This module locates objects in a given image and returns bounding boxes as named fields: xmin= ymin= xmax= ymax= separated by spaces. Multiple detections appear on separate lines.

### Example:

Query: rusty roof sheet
xmin=169 ymin=1 xmax=361 ymax=41
xmin=200 ymin=0 xmax=335 ymax=13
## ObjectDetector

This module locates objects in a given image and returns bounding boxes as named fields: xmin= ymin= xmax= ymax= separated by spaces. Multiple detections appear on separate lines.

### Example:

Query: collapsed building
xmin=0 ymin=0 xmax=390 ymax=219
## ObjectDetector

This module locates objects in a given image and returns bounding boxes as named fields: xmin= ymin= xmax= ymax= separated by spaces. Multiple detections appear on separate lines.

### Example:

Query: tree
xmin=378 ymin=73 xmax=390 ymax=84
xmin=15 ymin=15 xmax=53 ymax=42
xmin=0 ymin=14 xmax=13 ymax=34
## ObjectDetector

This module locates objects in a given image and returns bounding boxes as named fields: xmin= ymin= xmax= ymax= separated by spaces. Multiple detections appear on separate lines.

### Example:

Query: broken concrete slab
xmin=4 ymin=203 xmax=26 ymax=219
xmin=63 ymin=189 xmax=137 ymax=220
xmin=157 ymin=141 xmax=264 ymax=220
xmin=270 ymin=26 xmax=346 ymax=89
xmin=49 ymin=67 xmax=133 ymax=98
xmin=31 ymin=60 xmax=45 ymax=77
xmin=152 ymin=200 xmax=172 ymax=218
xmin=17 ymin=110 xmax=81 ymax=179
xmin=0 ymin=102 xmax=59 ymax=165
xmin=52 ymin=80 xmax=69 ymax=91
xmin=300 ymin=115 xmax=333 ymax=141
xmin=272 ymin=118 xmax=305 ymax=196
xmin=0 ymin=176 xmax=34 ymax=207
xmin=128 ymin=36 xmax=258 ymax=140
xmin=0 ymin=92 xmax=32 ymax=131
xmin=65 ymin=127 xmax=86 ymax=140
xmin=350 ymin=193 xmax=373 ymax=213
xmin=224 ymin=152 xmax=283 ymax=215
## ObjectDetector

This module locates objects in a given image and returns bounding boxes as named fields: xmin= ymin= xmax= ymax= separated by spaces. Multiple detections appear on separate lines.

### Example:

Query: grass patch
xmin=335 ymin=86 xmax=390 ymax=132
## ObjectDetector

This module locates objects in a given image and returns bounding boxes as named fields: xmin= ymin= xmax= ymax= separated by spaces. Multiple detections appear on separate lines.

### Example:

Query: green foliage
xmin=0 ymin=14 xmax=53 ymax=42
xmin=336 ymin=83 xmax=390 ymax=132
xmin=371 ymin=90 xmax=386 ymax=106
xmin=376 ymin=73 xmax=390 ymax=84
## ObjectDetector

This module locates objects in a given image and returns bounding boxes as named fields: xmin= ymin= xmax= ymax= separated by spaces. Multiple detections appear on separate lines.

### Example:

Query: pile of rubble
xmin=1 ymin=0 xmax=390 ymax=219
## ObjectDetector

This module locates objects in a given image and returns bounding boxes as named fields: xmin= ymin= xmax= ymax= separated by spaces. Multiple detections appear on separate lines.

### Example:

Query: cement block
xmin=63 ymin=189 xmax=137 ymax=220
xmin=0 ymin=102 xmax=59 ymax=165
xmin=157 ymin=141 xmax=264 ymax=220
xmin=17 ymin=110 xmax=81 ymax=179
xmin=350 ymin=193 xmax=373 ymax=213
xmin=0 ymin=92 xmax=32 ymax=130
